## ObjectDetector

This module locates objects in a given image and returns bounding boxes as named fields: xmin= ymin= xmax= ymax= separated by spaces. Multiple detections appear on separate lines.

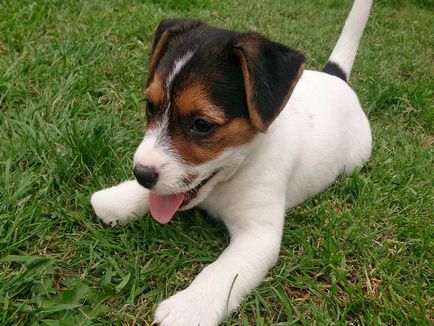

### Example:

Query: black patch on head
xmin=174 ymin=47 xmax=250 ymax=120
xmin=147 ymin=18 xmax=205 ymax=86
xmin=201 ymin=50 xmax=250 ymax=120
xmin=323 ymin=61 xmax=347 ymax=82
xmin=160 ymin=24 xmax=250 ymax=122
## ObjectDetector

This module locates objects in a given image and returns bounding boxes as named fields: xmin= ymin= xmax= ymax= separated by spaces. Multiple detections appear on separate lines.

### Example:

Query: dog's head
xmin=133 ymin=18 xmax=305 ymax=223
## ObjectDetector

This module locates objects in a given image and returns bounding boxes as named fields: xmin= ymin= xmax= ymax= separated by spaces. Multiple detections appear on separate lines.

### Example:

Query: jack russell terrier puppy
xmin=91 ymin=0 xmax=373 ymax=324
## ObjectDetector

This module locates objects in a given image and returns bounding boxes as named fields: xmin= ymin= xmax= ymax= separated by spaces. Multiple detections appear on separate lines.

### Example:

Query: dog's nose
xmin=133 ymin=165 xmax=159 ymax=189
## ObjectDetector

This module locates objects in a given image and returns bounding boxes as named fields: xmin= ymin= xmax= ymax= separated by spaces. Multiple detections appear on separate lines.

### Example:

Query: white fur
xmin=165 ymin=50 xmax=194 ymax=102
xmin=91 ymin=2 xmax=373 ymax=324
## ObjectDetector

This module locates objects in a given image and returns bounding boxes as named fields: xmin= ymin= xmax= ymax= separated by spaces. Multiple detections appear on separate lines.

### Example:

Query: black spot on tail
xmin=323 ymin=61 xmax=347 ymax=82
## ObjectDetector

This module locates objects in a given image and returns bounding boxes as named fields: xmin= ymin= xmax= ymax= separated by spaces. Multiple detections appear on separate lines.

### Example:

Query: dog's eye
xmin=190 ymin=118 xmax=215 ymax=136
xmin=145 ymin=99 xmax=155 ymax=118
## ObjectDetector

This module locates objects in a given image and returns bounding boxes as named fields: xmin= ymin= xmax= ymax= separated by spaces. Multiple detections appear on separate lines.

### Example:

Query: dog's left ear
xmin=147 ymin=18 xmax=204 ymax=86
xmin=234 ymin=33 xmax=305 ymax=132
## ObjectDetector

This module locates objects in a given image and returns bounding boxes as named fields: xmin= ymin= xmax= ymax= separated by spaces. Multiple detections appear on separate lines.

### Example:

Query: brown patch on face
xmin=170 ymin=80 xmax=256 ymax=164
xmin=147 ymin=31 xmax=170 ymax=87
xmin=173 ymin=117 xmax=256 ymax=165
xmin=146 ymin=73 xmax=165 ymax=106
xmin=175 ymin=83 xmax=226 ymax=124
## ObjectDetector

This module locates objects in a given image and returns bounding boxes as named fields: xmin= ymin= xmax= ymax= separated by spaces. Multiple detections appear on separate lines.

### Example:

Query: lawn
xmin=0 ymin=0 xmax=433 ymax=325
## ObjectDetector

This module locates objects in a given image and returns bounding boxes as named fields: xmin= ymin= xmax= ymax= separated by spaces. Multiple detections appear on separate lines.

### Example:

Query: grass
xmin=0 ymin=0 xmax=432 ymax=324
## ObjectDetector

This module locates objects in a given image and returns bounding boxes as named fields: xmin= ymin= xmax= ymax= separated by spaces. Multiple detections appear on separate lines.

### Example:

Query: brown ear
xmin=147 ymin=18 xmax=204 ymax=86
xmin=234 ymin=32 xmax=305 ymax=132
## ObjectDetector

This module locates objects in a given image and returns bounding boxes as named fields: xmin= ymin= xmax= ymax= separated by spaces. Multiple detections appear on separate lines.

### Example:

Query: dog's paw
xmin=154 ymin=288 xmax=223 ymax=326
xmin=90 ymin=189 xmax=128 ymax=227
xmin=90 ymin=181 xmax=149 ymax=227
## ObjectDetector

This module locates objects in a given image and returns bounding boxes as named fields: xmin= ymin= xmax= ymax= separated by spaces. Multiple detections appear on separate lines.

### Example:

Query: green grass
xmin=0 ymin=0 xmax=433 ymax=324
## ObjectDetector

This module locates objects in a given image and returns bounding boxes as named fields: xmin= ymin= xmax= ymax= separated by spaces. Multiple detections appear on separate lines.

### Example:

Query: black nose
xmin=133 ymin=165 xmax=159 ymax=189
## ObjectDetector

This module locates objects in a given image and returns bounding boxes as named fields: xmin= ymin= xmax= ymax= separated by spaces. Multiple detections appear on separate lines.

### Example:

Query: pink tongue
xmin=149 ymin=192 xmax=185 ymax=224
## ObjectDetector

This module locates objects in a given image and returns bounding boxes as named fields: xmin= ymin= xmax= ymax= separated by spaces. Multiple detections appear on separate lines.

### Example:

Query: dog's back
xmin=282 ymin=70 xmax=372 ymax=207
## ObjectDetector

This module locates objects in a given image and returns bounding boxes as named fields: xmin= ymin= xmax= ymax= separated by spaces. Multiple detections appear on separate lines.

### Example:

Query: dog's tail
xmin=323 ymin=0 xmax=373 ymax=82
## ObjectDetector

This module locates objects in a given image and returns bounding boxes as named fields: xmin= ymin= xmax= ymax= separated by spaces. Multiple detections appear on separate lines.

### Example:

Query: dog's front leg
xmin=154 ymin=205 xmax=285 ymax=326
xmin=90 ymin=180 xmax=149 ymax=226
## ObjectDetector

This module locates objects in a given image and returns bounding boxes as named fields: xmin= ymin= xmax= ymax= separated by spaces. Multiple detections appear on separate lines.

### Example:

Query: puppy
xmin=91 ymin=0 xmax=373 ymax=324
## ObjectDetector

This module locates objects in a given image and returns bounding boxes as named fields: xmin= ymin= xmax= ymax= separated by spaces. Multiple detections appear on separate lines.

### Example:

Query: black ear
xmin=234 ymin=32 xmax=305 ymax=132
xmin=147 ymin=18 xmax=204 ymax=86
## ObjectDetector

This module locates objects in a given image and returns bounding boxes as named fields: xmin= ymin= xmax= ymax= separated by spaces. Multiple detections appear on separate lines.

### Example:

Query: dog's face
xmin=133 ymin=19 xmax=305 ymax=222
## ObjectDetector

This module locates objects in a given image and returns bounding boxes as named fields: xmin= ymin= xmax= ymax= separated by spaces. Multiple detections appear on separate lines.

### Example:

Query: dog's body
xmin=91 ymin=1 xmax=373 ymax=324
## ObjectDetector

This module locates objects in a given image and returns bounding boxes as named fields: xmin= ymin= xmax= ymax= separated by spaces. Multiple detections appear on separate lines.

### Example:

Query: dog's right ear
xmin=234 ymin=32 xmax=305 ymax=132
xmin=147 ymin=18 xmax=204 ymax=86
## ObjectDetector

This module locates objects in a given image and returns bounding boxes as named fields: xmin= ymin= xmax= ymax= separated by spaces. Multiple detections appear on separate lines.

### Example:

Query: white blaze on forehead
xmin=165 ymin=50 xmax=195 ymax=103
xmin=147 ymin=50 xmax=195 ymax=153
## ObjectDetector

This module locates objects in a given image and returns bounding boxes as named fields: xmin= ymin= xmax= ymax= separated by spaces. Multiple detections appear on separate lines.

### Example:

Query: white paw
xmin=90 ymin=180 xmax=149 ymax=227
xmin=154 ymin=288 xmax=223 ymax=326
